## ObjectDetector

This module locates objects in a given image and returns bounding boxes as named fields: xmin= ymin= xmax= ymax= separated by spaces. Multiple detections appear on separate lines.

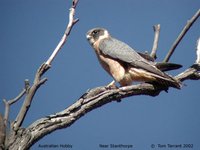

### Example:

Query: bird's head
xmin=86 ymin=28 xmax=110 ymax=45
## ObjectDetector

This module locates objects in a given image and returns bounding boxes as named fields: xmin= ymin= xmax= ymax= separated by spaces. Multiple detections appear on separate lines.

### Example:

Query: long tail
xmin=155 ymin=62 xmax=182 ymax=72
xmin=154 ymin=77 xmax=182 ymax=89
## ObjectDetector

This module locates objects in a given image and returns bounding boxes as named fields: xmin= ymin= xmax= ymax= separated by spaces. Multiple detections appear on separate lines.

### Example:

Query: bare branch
xmin=163 ymin=9 xmax=200 ymax=62
xmin=8 ymin=34 xmax=200 ymax=148
xmin=24 ymin=79 xmax=30 ymax=93
xmin=175 ymin=38 xmax=200 ymax=81
xmin=5 ymin=2 xmax=199 ymax=150
xmin=3 ymin=88 xmax=26 ymax=127
xmin=151 ymin=24 xmax=160 ymax=59
xmin=8 ymin=89 xmax=26 ymax=106
xmin=8 ymin=60 xmax=200 ymax=149
xmin=72 ymin=0 xmax=79 ymax=9
xmin=175 ymin=64 xmax=200 ymax=82
xmin=3 ymin=99 xmax=9 ymax=129
xmin=1 ymin=86 xmax=26 ymax=149
xmin=0 ymin=114 xmax=5 ymax=150
xmin=13 ymin=63 xmax=49 ymax=131
xmin=196 ymin=37 xmax=200 ymax=64
xmin=174 ymin=38 xmax=200 ymax=82
xmin=12 ymin=0 xmax=79 ymax=132
xmin=45 ymin=0 xmax=79 ymax=66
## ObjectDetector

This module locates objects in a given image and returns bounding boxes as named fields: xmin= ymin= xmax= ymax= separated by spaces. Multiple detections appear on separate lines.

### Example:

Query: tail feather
xmin=147 ymin=69 xmax=182 ymax=89
xmin=150 ymin=63 xmax=182 ymax=89
xmin=155 ymin=62 xmax=182 ymax=72
xmin=155 ymin=77 xmax=181 ymax=89
xmin=147 ymin=71 xmax=182 ymax=89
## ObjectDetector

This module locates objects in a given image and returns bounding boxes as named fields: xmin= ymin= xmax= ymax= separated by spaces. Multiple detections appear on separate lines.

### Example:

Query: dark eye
xmin=92 ymin=30 xmax=99 ymax=35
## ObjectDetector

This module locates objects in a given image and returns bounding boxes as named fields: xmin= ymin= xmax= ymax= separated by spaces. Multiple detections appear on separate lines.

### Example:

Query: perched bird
xmin=86 ymin=27 xmax=181 ymax=89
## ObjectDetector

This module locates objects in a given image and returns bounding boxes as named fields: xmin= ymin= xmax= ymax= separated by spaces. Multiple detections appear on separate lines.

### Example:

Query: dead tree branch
xmin=8 ymin=57 xmax=200 ymax=149
xmin=45 ymin=0 xmax=79 ymax=66
xmin=151 ymin=24 xmax=160 ymax=59
xmin=3 ymin=88 xmax=26 ymax=128
xmin=0 ymin=83 xmax=27 ymax=150
xmin=13 ymin=65 xmax=48 ymax=132
xmin=175 ymin=38 xmax=200 ymax=81
xmin=4 ymin=1 xmax=79 ymax=150
xmin=163 ymin=9 xmax=200 ymax=62
xmin=7 ymin=36 xmax=200 ymax=150
xmin=11 ymin=0 xmax=79 ymax=133
xmin=196 ymin=37 xmax=200 ymax=64
xmin=3 ymin=2 xmax=199 ymax=150
xmin=0 ymin=114 xmax=5 ymax=150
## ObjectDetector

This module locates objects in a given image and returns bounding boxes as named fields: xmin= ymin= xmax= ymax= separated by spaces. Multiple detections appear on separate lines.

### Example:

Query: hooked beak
xmin=86 ymin=31 xmax=92 ymax=40
xmin=86 ymin=31 xmax=95 ymax=45
xmin=86 ymin=34 xmax=91 ymax=40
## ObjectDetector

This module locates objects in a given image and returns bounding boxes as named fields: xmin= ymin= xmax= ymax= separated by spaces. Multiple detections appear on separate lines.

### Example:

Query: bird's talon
xmin=106 ymin=81 xmax=118 ymax=89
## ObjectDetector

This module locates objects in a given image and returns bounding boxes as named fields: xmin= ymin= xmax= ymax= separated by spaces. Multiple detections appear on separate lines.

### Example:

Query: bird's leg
xmin=106 ymin=80 xmax=118 ymax=89
xmin=106 ymin=80 xmax=121 ymax=102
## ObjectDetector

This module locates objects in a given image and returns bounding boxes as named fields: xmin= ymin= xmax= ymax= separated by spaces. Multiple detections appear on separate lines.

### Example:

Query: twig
xmin=1 ymin=81 xmax=27 ymax=149
xmin=3 ymin=89 xmax=26 ymax=128
xmin=12 ymin=59 xmax=50 ymax=131
xmin=163 ymin=9 xmax=200 ymax=62
xmin=1 ymin=87 xmax=26 ymax=149
xmin=175 ymin=38 xmax=200 ymax=81
xmin=150 ymin=24 xmax=160 ymax=59
xmin=12 ymin=0 xmax=79 ymax=132
xmin=175 ymin=64 xmax=200 ymax=82
xmin=196 ymin=37 xmax=200 ymax=64
xmin=8 ymin=89 xmax=26 ymax=106
xmin=45 ymin=0 xmax=79 ymax=66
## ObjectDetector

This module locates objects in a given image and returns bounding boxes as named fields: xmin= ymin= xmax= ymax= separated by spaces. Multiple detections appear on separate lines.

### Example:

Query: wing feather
xmin=99 ymin=38 xmax=169 ymax=79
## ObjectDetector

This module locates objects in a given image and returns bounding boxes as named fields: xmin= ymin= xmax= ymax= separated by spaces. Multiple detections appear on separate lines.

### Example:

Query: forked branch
xmin=12 ymin=0 xmax=79 ymax=132
xmin=163 ymin=9 xmax=200 ymax=62
xmin=175 ymin=38 xmax=200 ymax=81
xmin=9 ymin=52 xmax=200 ymax=149
xmin=4 ymin=2 xmax=200 ymax=150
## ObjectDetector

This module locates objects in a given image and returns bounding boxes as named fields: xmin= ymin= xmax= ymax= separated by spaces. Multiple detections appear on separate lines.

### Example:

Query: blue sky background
xmin=0 ymin=0 xmax=200 ymax=149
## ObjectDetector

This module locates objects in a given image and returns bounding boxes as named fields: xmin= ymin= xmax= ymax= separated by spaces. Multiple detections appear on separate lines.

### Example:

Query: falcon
xmin=86 ymin=27 xmax=181 ymax=89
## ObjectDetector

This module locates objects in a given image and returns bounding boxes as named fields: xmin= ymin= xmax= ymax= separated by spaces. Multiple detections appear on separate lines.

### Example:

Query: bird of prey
xmin=86 ymin=27 xmax=181 ymax=89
